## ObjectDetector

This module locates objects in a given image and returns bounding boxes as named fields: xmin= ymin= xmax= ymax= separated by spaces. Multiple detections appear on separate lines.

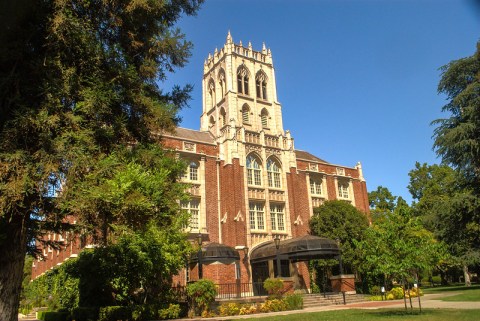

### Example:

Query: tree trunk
xmin=0 ymin=214 xmax=29 ymax=321
xmin=463 ymin=265 xmax=471 ymax=287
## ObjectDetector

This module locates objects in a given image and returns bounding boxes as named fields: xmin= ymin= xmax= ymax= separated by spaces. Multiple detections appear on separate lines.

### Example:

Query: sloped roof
xmin=164 ymin=127 xmax=216 ymax=145
xmin=295 ymin=150 xmax=329 ymax=164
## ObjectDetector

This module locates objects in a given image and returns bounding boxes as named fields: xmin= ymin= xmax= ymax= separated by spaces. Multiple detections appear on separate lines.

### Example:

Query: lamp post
xmin=274 ymin=235 xmax=281 ymax=278
xmin=336 ymin=238 xmax=343 ymax=275
xmin=197 ymin=233 xmax=203 ymax=279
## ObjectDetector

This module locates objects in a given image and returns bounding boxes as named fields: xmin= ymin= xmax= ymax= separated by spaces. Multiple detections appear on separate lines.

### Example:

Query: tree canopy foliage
xmin=309 ymin=200 xmax=369 ymax=270
xmin=433 ymin=42 xmax=480 ymax=190
xmin=0 ymin=1 xmax=203 ymax=320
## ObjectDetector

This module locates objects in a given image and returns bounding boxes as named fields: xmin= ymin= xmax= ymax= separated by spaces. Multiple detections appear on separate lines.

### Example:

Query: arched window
xmin=261 ymin=108 xmax=269 ymax=128
xmin=208 ymin=79 xmax=215 ymax=109
xmin=267 ymin=158 xmax=281 ymax=188
xmin=218 ymin=69 xmax=226 ymax=98
xmin=256 ymin=71 xmax=268 ymax=100
xmin=219 ymin=108 xmax=226 ymax=128
xmin=241 ymin=104 xmax=250 ymax=124
xmin=209 ymin=115 xmax=215 ymax=128
xmin=246 ymin=154 xmax=262 ymax=186
xmin=183 ymin=161 xmax=199 ymax=181
xmin=237 ymin=66 xmax=249 ymax=95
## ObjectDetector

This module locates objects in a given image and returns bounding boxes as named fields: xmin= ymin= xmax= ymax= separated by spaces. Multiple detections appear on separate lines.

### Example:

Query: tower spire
xmin=226 ymin=30 xmax=233 ymax=44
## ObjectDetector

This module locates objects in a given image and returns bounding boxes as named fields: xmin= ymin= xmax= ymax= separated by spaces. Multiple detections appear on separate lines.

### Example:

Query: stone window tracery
xmin=218 ymin=69 xmax=226 ymax=98
xmin=261 ymin=108 xmax=269 ymax=128
xmin=267 ymin=157 xmax=281 ymax=188
xmin=237 ymin=66 xmax=249 ymax=95
xmin=246 ymin=154 xmax=262 ymax=186
xmin=256 ymin=71 xmax=268 ymax=100
xmin=242 ymin=104 xmax=250 ymax=124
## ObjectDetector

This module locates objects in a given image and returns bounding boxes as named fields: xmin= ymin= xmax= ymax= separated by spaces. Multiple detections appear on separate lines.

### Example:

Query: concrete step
xmin=302 ymin=293 xmax=368 ymax=308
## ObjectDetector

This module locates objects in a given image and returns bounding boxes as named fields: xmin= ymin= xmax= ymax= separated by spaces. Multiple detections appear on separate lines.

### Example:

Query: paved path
xmin=18 ymin=292 xmax=480 ymax=321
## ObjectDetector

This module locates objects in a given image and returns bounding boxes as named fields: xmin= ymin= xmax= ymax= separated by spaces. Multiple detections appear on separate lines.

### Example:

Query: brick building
xmin=32 ymin=33 xmax=369 ymax=293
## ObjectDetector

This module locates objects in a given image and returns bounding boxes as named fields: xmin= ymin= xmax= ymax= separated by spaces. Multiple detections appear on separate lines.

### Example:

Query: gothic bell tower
xmin=200 ymin=32 xmax=293 ymax=165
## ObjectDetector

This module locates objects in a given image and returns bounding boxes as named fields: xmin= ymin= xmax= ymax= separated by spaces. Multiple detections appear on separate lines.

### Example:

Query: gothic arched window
xmin=219 ymin=108 xmax=226 ymax=128
xmin=208 ymin=79 xmax=215 ymax=109
xmin=261 ymin=108 xmax=269 ymax=128
xmin=246 ymin=154 xmax=262 ymax=186
xmin=242 ymin=104 xmax=250 ymax=124
xmin=218 ymin=69 xmax=226 ymax=98
xmin=256 ymin=71 xmax=268 ymax=100
xmin=237 ymin=66 xmax=249 ymax=95
xmin=267 ymin=157 xmax=281 ymax=188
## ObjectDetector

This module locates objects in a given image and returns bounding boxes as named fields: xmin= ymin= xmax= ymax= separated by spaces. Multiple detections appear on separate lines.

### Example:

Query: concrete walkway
xmin=18 ymin=292 xmax=480 ymax=321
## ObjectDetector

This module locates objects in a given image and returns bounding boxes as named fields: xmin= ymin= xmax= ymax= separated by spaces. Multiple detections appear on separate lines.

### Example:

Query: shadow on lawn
xmin=370 ymin=309 xmax=429 ymax=317
xmin=426 ymin=285 xmax=480 ymax=292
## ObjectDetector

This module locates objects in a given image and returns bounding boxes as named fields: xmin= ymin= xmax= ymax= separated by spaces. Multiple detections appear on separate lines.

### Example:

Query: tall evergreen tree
xmin=0 ymin=1 xmax=203 ymax=320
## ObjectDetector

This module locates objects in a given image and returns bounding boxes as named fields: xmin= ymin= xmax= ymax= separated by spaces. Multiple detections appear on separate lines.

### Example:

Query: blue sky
xmin=163 ymin=0 xmax=480 ymax=203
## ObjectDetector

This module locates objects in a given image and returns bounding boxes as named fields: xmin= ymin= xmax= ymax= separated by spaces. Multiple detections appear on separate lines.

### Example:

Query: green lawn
xmin=231 ymin=309 xmax=480 ymax=321
xmin=423 ymin=284 xmax=480 ymax=301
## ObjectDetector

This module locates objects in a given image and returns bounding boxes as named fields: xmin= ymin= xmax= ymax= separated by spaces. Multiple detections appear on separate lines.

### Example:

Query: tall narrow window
xmin=246 ymin=154 xmax=262 ymax=186
xmin=338 ymin=181 xmax=349 ymax=199
xmin=181 ymin=199 xmax=200 ymax=230
xmin=310 ymin=175 xmax=323 ymax=195
xmin=256 ymin=71 xmax=268 ymax=100
xmin=218 ymin=69 xmax=226 ymax=98
xmin=242 ymin=104 xmax=250 ymax=124
xmin=249 ymin=202 xmax=265 ymax=230
xmin=208 ymin=79 xmax=215 ymax=109
xmin=261 ymin=109 xmax=269 ymax=128
xmin=219 ymin=108 xmax=226 ymax=127
xmin=270 ymin=204 xmax=285 ymax=231
xmin=237 ymin=66 xmax=249 ymax=95
xmin=267 ymin=158 xmax=281 ymax=188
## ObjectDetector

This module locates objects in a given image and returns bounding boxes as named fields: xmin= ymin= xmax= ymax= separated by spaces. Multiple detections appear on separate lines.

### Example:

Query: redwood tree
xmin=0 ymin=1 xmax=202 ymax=320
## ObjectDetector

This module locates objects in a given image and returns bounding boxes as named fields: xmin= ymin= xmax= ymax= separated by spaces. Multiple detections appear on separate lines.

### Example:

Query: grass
xmin=422 ymin=284 xmax=480 ymax=301
xmin=228 ymin=309 xmax=480 ymax=321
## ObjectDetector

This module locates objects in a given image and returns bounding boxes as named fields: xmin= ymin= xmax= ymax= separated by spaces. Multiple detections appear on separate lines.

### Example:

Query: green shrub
xmin=369 ymin=285 xmax=381 ymax=295
xmin=260 ymin=299 xmax=287 ymax=312
xmin=283 ymin=293 xmax=303 ymax=310
xmin=71 ymin=307 xmax=98 ymax=321
xmin=310 ymin=283 xmax=320 ymax=294
xmin=388 ymin=287 xmax=404 ymax=299
xmin=218 ymin=302 xmax=241 ymax=316
xmin=131 ymin=304 xmax=156 ymax=321
xmin=186 ymin=279 xmax=217 ymax=316
xmin=158 ymin=304 xmax=181 ymax=320
xmin=432 ymin=275 xmax=442 ymax=284
xmin=238 ymin=304 xmax=258 ymax=315
xmin=36 ymin=311 xmax=70 ymax=321
xmin=263 ymin=278 xmax=284 ymax=298
xmin=98 ymin=306 xmax=131 ymax=321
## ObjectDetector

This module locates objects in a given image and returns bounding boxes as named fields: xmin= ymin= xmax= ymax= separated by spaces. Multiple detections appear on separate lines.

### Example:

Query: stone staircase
xmin=302 ymin=293 xmax=368 ymax=308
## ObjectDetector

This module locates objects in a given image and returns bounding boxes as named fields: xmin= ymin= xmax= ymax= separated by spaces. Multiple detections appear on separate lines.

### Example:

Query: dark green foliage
xmin=1 ymin=1 xmax=203 ymax=320
xmin=310 ymin=200 xmax=369 ymax=270
xmin=37 ymin=311 xmax=70 ymax=321
xmin=283 ymin=293 xmax=303 ymax=310
xmin=186 ymin=279 xmax=217 ymax=316
xmin=71 ymin=307 xmax=98 ymax=321
xmin=98 ymin=306 xmax=131 ymax=321
xmin=158 ymin=304 xmax=181 ymax=320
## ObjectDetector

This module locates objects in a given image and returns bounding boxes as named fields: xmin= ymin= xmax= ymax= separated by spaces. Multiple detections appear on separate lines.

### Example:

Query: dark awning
xmin=250 ymin=235 xmax=340 ymax=263
xmin=190 ymin=242 xmax=240 ymax=264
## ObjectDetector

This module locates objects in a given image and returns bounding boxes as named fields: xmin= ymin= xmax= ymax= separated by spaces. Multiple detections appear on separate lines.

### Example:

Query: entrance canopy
xmin=250 ymin=235 xmax=339 ymax=263
xmin=190 ymin=242 xmax=240 ymax=264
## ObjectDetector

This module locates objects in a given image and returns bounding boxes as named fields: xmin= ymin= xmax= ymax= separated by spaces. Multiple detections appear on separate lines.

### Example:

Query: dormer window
xmin=237 ymin=66 xmax=249 ymax=95
xmin=256 ymin=70 xmax=268 ymax=100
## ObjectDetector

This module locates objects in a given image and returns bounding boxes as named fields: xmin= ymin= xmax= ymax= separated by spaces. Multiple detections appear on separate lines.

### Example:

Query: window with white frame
xmin=183 ymin=161 xmax=199 ymax=181
xmin=237 ymin=66 xmax=249 ymax=95
xmin=309 ymin=175 xmax=323 ymax=196
xmin=338 ymin=181 xmax=349 ymax=199
xmin=267 ymin=158 xmax=281 ymax=188
xmin=246 ymin=154 xmax=262 ymax=186
xmin=181 ymin=198 xmax=200 ymax=230
xmin=249 ymin=201 xmax=265 ymax=230
xmin=270 ymin=203 xmax=285 ymax=231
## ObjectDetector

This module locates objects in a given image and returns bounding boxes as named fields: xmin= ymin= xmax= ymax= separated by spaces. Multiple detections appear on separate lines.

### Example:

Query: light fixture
xmin=274 ymin=235 xmax=280 ymax=249
xmin=197 ymin=233 xmax=203 ymax=246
